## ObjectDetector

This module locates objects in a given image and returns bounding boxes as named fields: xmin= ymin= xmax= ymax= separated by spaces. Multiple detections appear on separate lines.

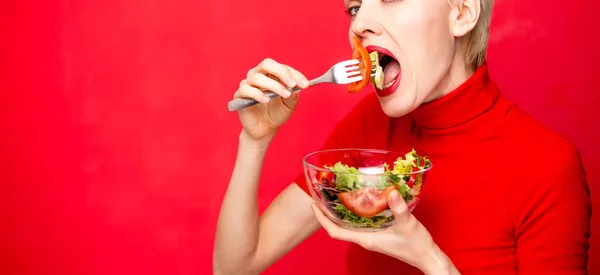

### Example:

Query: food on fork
xmin=348 ymin=36 xmax=385 ymax=93
xmin=348 ymin=36 xmax=373 ymax=93
xmin=370 ymin=51 xmax=384 ymax=90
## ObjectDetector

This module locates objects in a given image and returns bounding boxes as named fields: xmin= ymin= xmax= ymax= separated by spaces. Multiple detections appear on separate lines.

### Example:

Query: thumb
xmin=281 ymin=89 xmax=300 ymax=110
xmin=388 ymin=189 xmax=411 ymax=222
xmin=281 ymin=65 xmax=308 ymax=111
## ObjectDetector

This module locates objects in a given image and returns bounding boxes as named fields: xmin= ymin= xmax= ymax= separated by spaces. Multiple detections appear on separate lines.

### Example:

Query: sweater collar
xmin=410 ymin=63 xmax=499 ymax=130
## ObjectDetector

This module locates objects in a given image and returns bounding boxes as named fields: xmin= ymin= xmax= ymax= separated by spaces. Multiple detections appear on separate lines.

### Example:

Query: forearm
xmin=419 ymin=244 xmax=461 ymax=275
xmin=214 ymin=131 xmax=272 ymax=274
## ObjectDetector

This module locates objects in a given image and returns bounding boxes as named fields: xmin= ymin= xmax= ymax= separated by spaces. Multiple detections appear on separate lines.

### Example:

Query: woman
xmin=214 ymin=0 xmax=591 ymax=274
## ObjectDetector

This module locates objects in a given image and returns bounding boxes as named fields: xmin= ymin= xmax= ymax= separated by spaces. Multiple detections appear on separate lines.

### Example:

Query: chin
xmin=376 ymin=86 xmax=420 ymax=118
xmin=364 ymin=45 xmax=422 ymax=118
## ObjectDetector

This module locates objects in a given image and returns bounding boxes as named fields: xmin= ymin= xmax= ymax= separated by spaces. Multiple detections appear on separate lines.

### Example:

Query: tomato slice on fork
xmin=348 ymin=36 xmax=372 ymax=93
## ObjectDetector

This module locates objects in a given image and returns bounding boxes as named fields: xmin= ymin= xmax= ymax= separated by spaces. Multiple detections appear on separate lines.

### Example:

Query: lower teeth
xmin=383 ymin=79 xmax=396 ymax=89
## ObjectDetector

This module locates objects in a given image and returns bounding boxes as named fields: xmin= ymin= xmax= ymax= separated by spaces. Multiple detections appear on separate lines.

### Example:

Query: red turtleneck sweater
xmin=294 ymin=64 xmax=591 ymax=274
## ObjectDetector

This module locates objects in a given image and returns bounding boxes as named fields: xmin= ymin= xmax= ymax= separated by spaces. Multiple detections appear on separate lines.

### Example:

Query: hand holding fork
xmin=228 ymin=59 xmax=364 ymax=112
xmin=229 ymin=58 xmax=367 ymax=147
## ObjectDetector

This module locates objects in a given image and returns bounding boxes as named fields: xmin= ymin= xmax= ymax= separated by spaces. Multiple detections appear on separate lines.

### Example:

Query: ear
xmin=450 ymin=0 xmax=481 ymax=37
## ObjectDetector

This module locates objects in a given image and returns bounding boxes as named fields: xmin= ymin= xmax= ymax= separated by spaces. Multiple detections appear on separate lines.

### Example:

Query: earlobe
xmin=451 ymin=0 xmax=481 ymax=37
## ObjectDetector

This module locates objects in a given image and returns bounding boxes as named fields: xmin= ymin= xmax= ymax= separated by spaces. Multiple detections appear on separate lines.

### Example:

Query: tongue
xmin=383 ymin=60 xmax=401 ymax=84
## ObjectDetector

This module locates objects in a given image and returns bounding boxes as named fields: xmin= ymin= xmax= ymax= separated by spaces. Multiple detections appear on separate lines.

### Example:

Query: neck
xmin=427 ymin=46 xmax=475 ymax=102
xmin=410 ymin=62 xmax=496 ymax=130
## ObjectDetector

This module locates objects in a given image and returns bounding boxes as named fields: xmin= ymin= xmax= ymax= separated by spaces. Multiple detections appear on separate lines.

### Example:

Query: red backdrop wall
xmin=2 ymin=0 xmax=599 ymax=274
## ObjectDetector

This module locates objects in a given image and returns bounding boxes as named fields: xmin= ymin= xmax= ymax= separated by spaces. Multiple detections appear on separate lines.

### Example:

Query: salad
xmin=315 ymin=149 xmax=431 ymax=228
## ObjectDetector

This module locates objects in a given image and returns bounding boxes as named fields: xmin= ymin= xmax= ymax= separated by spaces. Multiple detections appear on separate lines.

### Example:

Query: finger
xmin=279 ymin=91 xmax=300 ymax=111
xmin=233 ymin=80 xmax=246 ymax=99
xmin=237 ymin=83 xmax=271 ymax=103
xmin=247 ymin=73 xmax=292 ymax=98
xmin=311 ymin=204 xmax=357 ymax=243
xmin=388 ymin=190 xmax=411 ymax=223
xmin=256 ymin=58 xmax=297 ymax=88
xmin=286 ymin=66 xmax=310 ymax=89
xmin=311 ymin=204 xmax=380 ymax=251
xmin=278 ymin=66 xmax=306 ymax=110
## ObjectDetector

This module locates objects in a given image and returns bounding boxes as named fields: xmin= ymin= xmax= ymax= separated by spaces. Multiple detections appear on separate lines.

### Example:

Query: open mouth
xmin=365 ymin=46 xmax=401 ymax=97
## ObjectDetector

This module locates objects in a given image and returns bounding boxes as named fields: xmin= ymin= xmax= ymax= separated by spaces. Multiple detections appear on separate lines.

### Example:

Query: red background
xmin=2 ymin=0 xmax=599 ymax=274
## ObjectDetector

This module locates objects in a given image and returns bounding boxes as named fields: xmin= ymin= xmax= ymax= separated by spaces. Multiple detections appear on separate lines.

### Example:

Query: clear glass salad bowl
xmin=303 ymin=148 xmax=432 ymax=231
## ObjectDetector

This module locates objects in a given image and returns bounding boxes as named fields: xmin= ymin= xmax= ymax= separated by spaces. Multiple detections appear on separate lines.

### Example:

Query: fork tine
xmin=346 ymin=66 xmax=360 ymax=71
xmin=346 ymin=70 xmax=361 ymax=77
xmin=345 ymin=76 xmax=364 ymax=83
xmin=338 ymin=59 xmax=360 ymax=67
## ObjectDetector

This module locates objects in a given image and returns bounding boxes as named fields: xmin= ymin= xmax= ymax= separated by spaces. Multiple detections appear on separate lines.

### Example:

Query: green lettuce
xmin=324 ymin=149 xmax=430 ymax=199
xmin=333 ymin=204 xmax=389 ymax=227
xmin=391 ymin=149 xmax=430 ymax=174
xmin=318 ymin=149 xmax=432 ymax=226
xmin=324 ymin=162 xmax=363 ymax=192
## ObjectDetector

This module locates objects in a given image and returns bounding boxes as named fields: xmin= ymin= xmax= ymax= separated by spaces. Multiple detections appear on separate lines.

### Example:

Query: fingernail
xmin=302 ymin=79 xmax=310 ymax=88
xmin=262 ymin=95 xmax=271 ymax=103
xmin=389 ymin=190 xmax=400 ymax=205
xmin=282 ymin=89 xmax=292 ymax=97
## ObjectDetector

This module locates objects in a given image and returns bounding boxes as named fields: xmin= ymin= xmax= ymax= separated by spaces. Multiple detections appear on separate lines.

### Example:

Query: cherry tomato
xmin=317 ymin=171 xmax=335 ymax=189
xmin=407 ymin=175 xmax=416 ymax=188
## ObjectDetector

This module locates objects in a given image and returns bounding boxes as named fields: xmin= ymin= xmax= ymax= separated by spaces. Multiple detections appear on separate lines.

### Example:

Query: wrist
xmin=239 ymin=129 xmax=275 ymax=151
xmin=419 ymin=244 xmax=459 ymax=275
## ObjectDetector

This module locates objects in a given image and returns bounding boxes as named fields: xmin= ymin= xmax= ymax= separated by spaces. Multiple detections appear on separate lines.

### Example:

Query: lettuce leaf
xmin=332 ymin=204 xmax=389 ymax=227
xmin=325 ymin=149 xmax=430 ymax=194
xmin=325 ymin=162 xmax=363 ymax=192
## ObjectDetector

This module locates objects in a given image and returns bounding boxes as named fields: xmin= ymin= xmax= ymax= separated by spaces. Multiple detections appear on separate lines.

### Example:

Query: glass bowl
xmin=303 ymin=148 xmax=432 ymax=231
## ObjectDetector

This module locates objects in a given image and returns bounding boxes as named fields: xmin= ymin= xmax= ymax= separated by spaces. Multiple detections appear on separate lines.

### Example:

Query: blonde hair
xmin=449 ymin=0 xmax=494 ymax=69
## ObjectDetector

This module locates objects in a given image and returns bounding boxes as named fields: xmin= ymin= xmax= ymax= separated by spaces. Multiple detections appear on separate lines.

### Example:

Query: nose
xmin=350 ymin=7 xmax=382 ymax=38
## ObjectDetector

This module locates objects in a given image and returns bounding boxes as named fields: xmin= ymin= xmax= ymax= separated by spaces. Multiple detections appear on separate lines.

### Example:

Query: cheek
xmin=400 ymin=10 xmax=452 ymax=65
xmin=394 ymin=6 xmax=455 ymax=91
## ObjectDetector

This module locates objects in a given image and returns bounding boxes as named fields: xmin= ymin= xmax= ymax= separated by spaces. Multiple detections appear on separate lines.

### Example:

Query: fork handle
xmin=227 ymin=87 xmax=301 ymax=111
xmin=227 ymin=77 xmax=323 ymax=111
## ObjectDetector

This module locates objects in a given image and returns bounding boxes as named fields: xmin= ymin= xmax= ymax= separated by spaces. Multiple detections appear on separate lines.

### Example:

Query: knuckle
xmin=246 ymin=69 xmax=254 ymax=79
xmin=285 ymin=65 xmax=298 ymax=74
xmin=260 ymin=58 xmax=275 ymax=68
xmin=239 ymin=84 xmax=253 ymax=96
xmin=398 ymin=216 xmax=418 ymax=233
xmin=397 ymin=205 xmax=409 ymax=216
xmin=250 ymin=73 xmax=263 ymax=85
xmin=326 ymin=229 xmax=340 ymax=240
xmin=236 ymin=85 xmax=247 ymax=96
xmin=239 ymin=79 xmax=246 ymax=87
xmin=266 ymin=59 xmax=287 ymax=74
xmin=360 ymin=239 xmax=375 ymax=251
xmin=408 ymin=218 xmax=420 ymax=231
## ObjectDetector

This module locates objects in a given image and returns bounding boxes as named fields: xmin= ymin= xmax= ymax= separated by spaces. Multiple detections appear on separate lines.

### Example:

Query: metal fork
xmin=227 ymin=59 xmax=363 ymax=112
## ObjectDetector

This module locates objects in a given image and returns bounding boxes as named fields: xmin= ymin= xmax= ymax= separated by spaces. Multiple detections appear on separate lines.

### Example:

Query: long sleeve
xmin=514 ymin=135 xmax=591 ymax=274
